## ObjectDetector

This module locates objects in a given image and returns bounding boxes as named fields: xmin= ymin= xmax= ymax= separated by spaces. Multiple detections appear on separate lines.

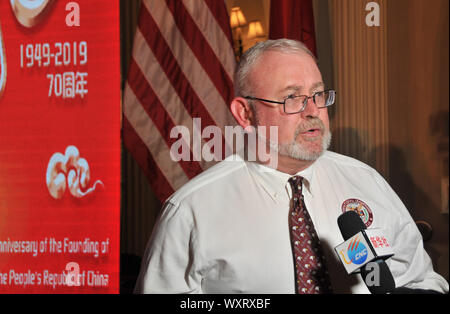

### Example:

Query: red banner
xmin=269 ymin=0 xmax=317 ymax=56
xmin=0 ymin=0 xmax=120 ymax=293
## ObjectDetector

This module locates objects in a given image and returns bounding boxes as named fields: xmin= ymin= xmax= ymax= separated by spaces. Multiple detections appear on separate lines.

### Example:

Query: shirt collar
xmin=246 ymin=160 xmax=316 ymax=202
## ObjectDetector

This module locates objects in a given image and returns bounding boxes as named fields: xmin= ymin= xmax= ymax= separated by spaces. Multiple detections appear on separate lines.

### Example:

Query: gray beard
xmin=250 ymin=104 xmax=331 ymax=162
xmin=274 ymin=130 xmax=332 ymax=161
xmin=263 ymin=117 xmax=332 ymax=161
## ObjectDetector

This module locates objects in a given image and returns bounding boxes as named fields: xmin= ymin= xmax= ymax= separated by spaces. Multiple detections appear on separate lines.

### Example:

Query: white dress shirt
xmin=135 ymin=151 xmax=449 ymax=294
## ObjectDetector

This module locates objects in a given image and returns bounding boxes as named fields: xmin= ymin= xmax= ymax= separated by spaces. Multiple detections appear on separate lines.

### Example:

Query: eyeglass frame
xmin=243 ymin=89 xmax=336 ymax=114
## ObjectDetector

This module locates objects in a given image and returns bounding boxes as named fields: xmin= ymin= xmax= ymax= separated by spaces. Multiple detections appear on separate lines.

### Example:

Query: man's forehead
xmin=280 ymin=82 xmax=325 ymax=93
xmin=249 ymin=50 xmax=322 ymax=93
xmin=259 ymin=49 xmax=314 ymax=63
xmin=254 ymin=50 xmax=320 ymax=75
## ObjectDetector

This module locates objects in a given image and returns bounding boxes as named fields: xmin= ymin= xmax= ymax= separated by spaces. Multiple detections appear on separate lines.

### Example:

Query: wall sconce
xmin=247 ymin=20 xmax=265 ymax=41
xmin=229 ymin=7 xmax=247 ymax=60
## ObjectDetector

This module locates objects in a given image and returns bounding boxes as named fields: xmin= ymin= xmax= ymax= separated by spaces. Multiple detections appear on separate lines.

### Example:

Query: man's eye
xmin=284 ymin=94 xmax=296 ymax=100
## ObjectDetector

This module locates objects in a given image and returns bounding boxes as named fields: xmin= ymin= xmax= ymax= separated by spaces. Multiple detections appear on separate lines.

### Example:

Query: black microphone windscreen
xmin=337 ymin=210 xmax=367 ymax=240
xmin=361 ymin=259 xmax=396 ymax=294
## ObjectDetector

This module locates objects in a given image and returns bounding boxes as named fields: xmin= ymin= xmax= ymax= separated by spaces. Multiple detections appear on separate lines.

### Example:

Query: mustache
xmin=294 ymin=118 xmax=325 ymax=136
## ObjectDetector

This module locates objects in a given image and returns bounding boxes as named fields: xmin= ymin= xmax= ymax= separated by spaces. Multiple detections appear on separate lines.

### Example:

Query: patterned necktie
xmin=288 ymin=176 xmax=333 ymax=294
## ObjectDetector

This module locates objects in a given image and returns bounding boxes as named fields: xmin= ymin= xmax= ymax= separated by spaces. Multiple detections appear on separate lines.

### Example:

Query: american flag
xmin=122 ymin=0 xmax=236 ymax=203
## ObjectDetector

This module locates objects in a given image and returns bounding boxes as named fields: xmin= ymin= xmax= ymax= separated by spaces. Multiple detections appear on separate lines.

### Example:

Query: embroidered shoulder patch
xmin=341 ymin=198 xmax=374 ymax=227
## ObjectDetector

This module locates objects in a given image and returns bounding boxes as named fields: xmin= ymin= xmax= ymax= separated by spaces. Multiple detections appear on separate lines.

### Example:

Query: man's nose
xmin=300 ymin=96 xmax=320 ymax=118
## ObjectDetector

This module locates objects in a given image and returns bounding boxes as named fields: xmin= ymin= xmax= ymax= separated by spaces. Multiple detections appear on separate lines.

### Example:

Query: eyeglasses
xmin=243 ymin=89 xmax=336 ymax=114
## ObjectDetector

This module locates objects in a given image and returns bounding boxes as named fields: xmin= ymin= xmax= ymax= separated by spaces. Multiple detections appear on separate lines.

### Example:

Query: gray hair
xmin=234 ymin=39 xmax=316 ymax=98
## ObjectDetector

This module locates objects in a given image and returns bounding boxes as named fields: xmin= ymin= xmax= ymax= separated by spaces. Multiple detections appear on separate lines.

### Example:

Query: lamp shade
xmin=247 ymin=20 xmax=264 ymax=39
xmin=230 ymin=7 xmax=246 ymax=28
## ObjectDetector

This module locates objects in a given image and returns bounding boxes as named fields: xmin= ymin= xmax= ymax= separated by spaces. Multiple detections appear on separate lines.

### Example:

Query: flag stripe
xmin=204 ymin=0 xmax=234 ymax=47
xmin=136 ymin=17 xmax=228 ymax=163
xmin=181 ymin=0 xmax=235 ymax=81
xmin=143 ymin=0 xmax=235 ymax=130
xmin=126 ymin=59 xmax=203 ymax=179
xmin=164 ymin=0 xmax=234 ymax=105
xmin=123 ymin=85 xmax=190 ymax=191
xmin=133 ymin=28 xmax=216 ymax=169
xmin=123 ymin=117 xmax=176 ymax=201
xmin=123 ymin=0 xmax=236 ymax=203
xmin=136 ymin=9 xmax=219 ymax=136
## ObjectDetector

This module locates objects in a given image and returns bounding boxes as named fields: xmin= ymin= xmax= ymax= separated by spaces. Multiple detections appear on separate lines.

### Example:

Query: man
xmin=135 ymin=39 xmax=448 ymax=294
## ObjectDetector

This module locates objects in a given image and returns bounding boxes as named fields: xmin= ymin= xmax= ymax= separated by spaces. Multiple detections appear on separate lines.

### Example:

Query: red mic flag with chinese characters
xmin=269 ymin=0 xmax=317 ymax=56
xmin=122 ymin=0 xmax=236 ymax=203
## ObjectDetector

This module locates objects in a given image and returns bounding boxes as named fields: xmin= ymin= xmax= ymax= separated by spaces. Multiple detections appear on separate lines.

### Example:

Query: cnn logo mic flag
xmin=335 ymin=228 xmax=394 ymax=274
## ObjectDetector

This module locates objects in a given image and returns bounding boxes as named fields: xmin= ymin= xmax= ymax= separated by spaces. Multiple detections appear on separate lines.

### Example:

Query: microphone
xmin=335 ymin=211 xmax=396 ymax=294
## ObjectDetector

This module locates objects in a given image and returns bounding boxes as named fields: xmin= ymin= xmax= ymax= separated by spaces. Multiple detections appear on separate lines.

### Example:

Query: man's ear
xmin=230 ymin=97 xmax=255 ymax=129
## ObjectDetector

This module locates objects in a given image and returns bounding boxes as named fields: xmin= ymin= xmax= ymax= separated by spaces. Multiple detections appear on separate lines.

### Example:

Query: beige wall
xmin=320 ymin=0 xmax=448 ymax=279
xmin=328 ymin=0 xmax=390 ymax=178
xmin=386 ymin=0 xmax=449 ymax=279
xmin=325 ymin=0 xmax=448 ymax=279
